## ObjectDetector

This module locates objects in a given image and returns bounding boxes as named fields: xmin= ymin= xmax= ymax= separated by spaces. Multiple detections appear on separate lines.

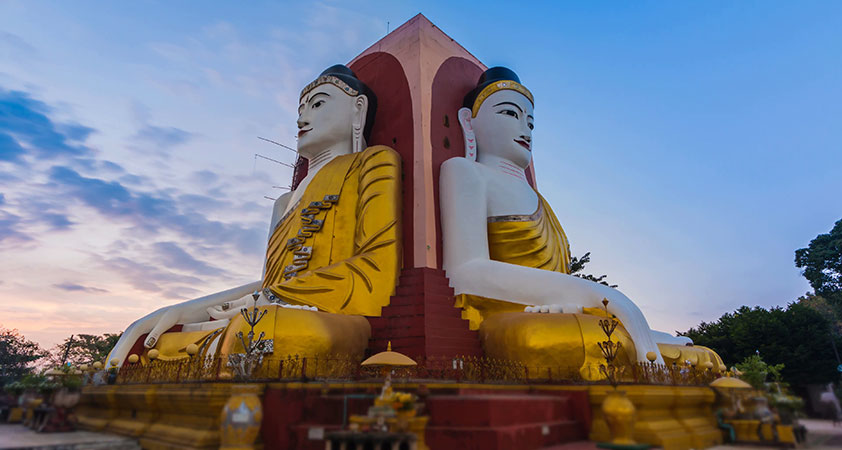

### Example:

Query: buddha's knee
xmin=479 ymin=312 xmax=637 ymax=381
xmin=218 ymin=305 xmax=371 ymax=360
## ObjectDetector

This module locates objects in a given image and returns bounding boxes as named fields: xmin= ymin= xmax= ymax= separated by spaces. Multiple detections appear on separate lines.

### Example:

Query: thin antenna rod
xmin=254 ymin=153 xmax=294 ymax=168
xmin=387 ymin=21 xmax=390 ymax=34
xmin=272 ymin=185 xmax=291 ymax=191
xmin=264 ymin=196 xmax=277 ymax=201
xmin=257 ymin=136 xmax=297 ymax=153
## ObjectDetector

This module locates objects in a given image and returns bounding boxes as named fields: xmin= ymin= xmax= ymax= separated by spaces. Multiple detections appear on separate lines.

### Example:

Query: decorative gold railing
xmin=112 ymin=354 xmax=716 ymax=386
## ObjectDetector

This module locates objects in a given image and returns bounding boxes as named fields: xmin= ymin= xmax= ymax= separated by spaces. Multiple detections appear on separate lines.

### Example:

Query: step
xmin=426 ymin=420 xmax=584 ymax=450
xmin=300 ymin=395 xmax=372 ymax=425
xmin=426 ymin=330 xmax=482 ymax=348
xmin=378 ymin=302 xmax=463 ymax=318
xmin=290 ymin=424 xmax=344 ymax=450
xmin=397 ymin=272 xmax=452 ymax=288
xmin=384 ymin=293 xmax=456 ymax=307
xmin=396 ymin=283 xmax=453 ymax=297
xmin=427 ymin=394 xmax=573 ymax=427
xmin=370 ymin=314 xmax=472 ymax=333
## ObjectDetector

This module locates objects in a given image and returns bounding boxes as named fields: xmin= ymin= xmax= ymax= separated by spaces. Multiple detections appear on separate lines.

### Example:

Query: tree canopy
xmin=570 ymin=252 xmax=617 ymax=288
xmin=0 ymin=327 xmax=46 ymax=387
xmin=46 ymin=333 xmax=122 ymax=367
xmin=796 ymin=219 xmax=842 ymax=300
xmin=683 ymin=218 xmax=842 ymax=389
xmin=682 ymin=303 xmax=840 ymax=387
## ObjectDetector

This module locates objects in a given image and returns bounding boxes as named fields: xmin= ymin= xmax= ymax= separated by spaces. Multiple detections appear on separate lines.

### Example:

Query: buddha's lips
xmin=298 ymin=129 xmax=311 ymax=137
xmin=515 ymin=139 xmax=531 ymax=151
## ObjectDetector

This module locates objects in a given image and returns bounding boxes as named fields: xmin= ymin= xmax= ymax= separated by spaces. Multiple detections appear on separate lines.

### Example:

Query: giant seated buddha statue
xmin=108 ymin=65 xmax=401 ymax=367
xmin=439 ymin=67 xmax=723 ymax=377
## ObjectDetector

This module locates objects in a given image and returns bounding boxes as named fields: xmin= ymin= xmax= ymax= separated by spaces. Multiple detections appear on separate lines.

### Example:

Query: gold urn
xmin=602 ymin=389 xmax=637 ymax=445
xmin=220 ymin=384 xmax=265 ymax=450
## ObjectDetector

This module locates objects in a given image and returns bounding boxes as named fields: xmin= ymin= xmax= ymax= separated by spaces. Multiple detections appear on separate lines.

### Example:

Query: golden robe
xmin=150 ymin=146 xmax=401 ymax=363
xmin=455 ymin=193 xmax=571 ymax=330
xmin=262 ymin=145 xmax=402 ymax=316
xmin=455 ymin=191 xmax=723 ymax=378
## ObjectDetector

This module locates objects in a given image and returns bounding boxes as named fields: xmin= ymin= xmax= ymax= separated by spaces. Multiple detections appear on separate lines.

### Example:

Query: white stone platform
xmin=0 ymin=424 xmax=138 ymax=450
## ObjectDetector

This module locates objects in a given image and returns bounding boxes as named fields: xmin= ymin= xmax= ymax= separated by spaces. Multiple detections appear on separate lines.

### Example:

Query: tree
xmin=46 ymin=333 xmax=122 ymax=368
xmin=569 ymin=252 xmax=618 ymax=288
xmin=795 ymin=219 xmax=842 ymax=301
xmin=736 ymin=354 xmax=784 ymax=390
xmin=681 ymin=302 xmax=840 ymax=388
xmin=0 ymin=327 xmax=46 ymax=387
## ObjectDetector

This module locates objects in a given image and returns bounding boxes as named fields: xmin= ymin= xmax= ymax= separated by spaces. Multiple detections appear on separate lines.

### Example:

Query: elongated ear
xmin=457 ymin=107 xmax=476 ymax=161
xmin=352 ymin=95 xmax=369 ymax=153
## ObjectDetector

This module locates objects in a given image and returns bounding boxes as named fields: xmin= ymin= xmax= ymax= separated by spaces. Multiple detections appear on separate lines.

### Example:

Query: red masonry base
xmin=260 ymin=384 xmax=590 ymax=450
xmin=368 ymin=268 xmax=483 ymax=358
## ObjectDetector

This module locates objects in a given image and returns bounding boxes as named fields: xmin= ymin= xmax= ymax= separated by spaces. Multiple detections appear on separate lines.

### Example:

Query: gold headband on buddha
xmin=300 ymin=75 xmax=359 ymax=101
xmin=471 ymin=80 xmax=534 ymax=117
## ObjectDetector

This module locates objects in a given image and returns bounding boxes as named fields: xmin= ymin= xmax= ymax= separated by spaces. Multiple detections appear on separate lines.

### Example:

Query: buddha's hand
xmin=524 ymin=305 xmax=564 ymax=313
xmin=205 ymin=291 xmax=317 ymax=318
xmin=206 ymin=291 xmax=265 ymax=320
xmin=109 ymin=281 xmax=262 ymax=366
xmin=108 ymin=305 xmax=188 ymax=366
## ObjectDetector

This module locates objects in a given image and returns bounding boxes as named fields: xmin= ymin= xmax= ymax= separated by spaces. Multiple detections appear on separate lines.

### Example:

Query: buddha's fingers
xmin=108 ymin=322 xmax=144 ymax=366
xmin=145 ymin=309 xmax=180 ymax=348
xmin=524 ymin=304 xmax=564 ymax=313
xmin=207 ymin=296 xmax=251 ymax=320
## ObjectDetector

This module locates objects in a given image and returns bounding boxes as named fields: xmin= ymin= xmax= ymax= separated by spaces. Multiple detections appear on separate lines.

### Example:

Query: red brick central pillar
xmin=347 ymin=15 xmax=523 ymax=358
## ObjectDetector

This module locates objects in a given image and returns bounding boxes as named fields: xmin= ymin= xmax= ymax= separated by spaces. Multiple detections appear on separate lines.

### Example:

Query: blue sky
xmin=1 ymin=1 xmax=840 ymax=349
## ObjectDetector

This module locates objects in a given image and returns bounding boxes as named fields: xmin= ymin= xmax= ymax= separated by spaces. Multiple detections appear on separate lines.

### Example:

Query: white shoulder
xmin=275 ymin=191 xmax=293 ymax=208
xmin=269 ymin=191 xmax=293 ymax=229
xmin=441 ymin=157 xmax=482 ymax=182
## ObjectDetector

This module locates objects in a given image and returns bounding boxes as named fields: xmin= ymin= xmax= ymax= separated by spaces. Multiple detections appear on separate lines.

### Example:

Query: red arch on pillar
xmin=350 ymin=52 xmax=414 ymax=269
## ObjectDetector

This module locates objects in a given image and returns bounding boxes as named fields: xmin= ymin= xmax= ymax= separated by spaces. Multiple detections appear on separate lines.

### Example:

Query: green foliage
xmin=3 ymin=373 xmax=58 ymax=395
xmin=736 ymin=354 xmax=784 ymax=389
xmin=734 ymin=354 xmax=804 ymax=422
xmin=0 ymin=327 xmax=46 ymax=387
xmin=46 ymin=332 xmax=121 ymax=367
xmin=795 ymin=219 xmax=842 ymax=299
xmin=569 ymin=252 xmax=618 ymax=288
xmin=681 ymin=302 xmax=841 ymax=388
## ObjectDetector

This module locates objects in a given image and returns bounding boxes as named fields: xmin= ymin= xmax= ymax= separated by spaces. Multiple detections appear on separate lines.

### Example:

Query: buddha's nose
xmin=297 ymin=117 xmax=309 ymax=129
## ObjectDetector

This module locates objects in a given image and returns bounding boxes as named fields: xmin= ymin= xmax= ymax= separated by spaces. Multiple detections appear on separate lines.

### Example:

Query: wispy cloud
xmin=152 ymin=241 xmax=228 ymax=277
xmin=133 ymin=124 xmax=194 ymax=148
xmin=0 ymin=211 xmax=32 ymax=244
xmin=99 ymin=256 xmax=204 ymax=294
xmin=0 ymin=89 xmax=95 ymax=164
xmin=45 ymin=165 xmax=264 ymax=254
xmin=0 ymin=31 xmax=36 ymax=61
xmin=1 ymin=86 xmax=267 ymax=313
xmin=53 ymin=282 xmax=108 ymax=294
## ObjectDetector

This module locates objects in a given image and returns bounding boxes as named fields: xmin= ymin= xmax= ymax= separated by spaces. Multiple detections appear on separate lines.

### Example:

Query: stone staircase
xmin=368 ymin=267 xmax=483 ymax=358
xmin=425 ymin=394 xmax=586 ymax=450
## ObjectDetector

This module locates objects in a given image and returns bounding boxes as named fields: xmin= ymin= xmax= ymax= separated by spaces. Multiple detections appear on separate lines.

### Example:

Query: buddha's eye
xmin=528 ymin=123 xmax=534 ymax=130
xmin=498 ymin=109 xmax=519 ymax=119
xmin=312 ymin=100 xmax=325 ymax=109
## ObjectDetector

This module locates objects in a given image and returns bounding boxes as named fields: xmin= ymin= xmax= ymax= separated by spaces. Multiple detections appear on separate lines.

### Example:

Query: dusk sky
xmin=1 ymin=1 xmax=840 ymax=350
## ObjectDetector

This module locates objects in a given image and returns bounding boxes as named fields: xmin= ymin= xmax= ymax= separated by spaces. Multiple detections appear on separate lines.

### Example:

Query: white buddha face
xmin=469 ymin=89 xmax=534 ymax=169
xmin=296 ymin=83 xmax=367 ymax=159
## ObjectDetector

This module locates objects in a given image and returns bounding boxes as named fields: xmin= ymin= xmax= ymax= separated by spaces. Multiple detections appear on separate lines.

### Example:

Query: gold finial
xmin=128 ymin=354 xmax=139 ymax=364
xmin=147 ymin=349 xmax=159 ymax=360
xmin=602 ymin=298 xmax=609 ymax=308
xmin=387 ymin=341 xmax=392 ymax=351
xmin=185 ymin=343 xmax=199 ymax=356
xmin=646 ymin=351 xmax=657 ymax=362
xmin=110 ymin=358 xmax=119 ymax=367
